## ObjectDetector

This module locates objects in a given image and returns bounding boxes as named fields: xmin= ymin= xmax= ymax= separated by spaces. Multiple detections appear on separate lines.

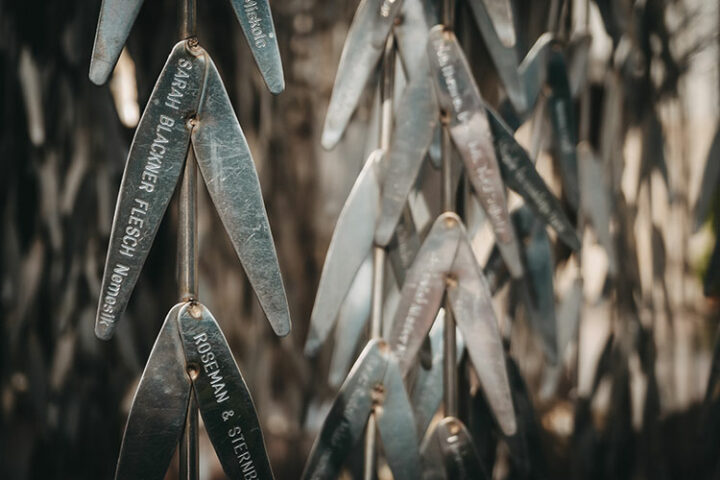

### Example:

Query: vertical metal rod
xmin=441 ymin=125 xmax=458 ymax=418
xmin=178 ymin=2 xmax=198 ymax=480
xmin=439 ymin=0 xmax=458 ymax=420
xmin=364 ymin=33 xmax=395 ymax=480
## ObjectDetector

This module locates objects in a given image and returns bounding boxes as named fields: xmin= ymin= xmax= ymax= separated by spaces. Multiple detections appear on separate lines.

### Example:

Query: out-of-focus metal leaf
xmin=423 ymin=417 xmax=490 ymax=480
xmin=578 ymin=142 xmax=617 ymax=273
xmin=389 ymin=213 xmax=462 ymax=374
xmin=115 ymin=304 xmax=190 ymax=480
xmin=302 ymin=339 xmax=388 ymax=480
xmin=321 ymin=0 xmax=404 ymax=149
xmin=410 ymin=311 xmax=466 ymax=437
xmin=375 ymin=61 xmax=439 ymax=246
xmin=518 ymin=33 xmax=554 ymax=113
xmin=95 ymin=41 xmax=204 ymax=340
xmin=306 ymin=151 xmax=383 ymax=355
xmin=177 ymin=302 xmax=274 ymax=479
xmin=193 ymin=52 xmax=290 ymax=337
xmin=329 ymin=255 xmax=373 ymax=388
xmin=694 ymin=126 xmax=720 ymax=231
xmin=428 ymin=27 xmax=523 ymax=278
xmin=487 ymin=108 xmax=581 ymax=250
xmin=376 ymin=351 xmax=422 ymax=479
xmin=567 ymin=34 xmax=592 ymax=97
xmin=448 ymin=235 xmax=516 ymax=436
xmin=547 ymin=44 xmax=580 ymax=210
xmin=466 ymin=0 xmax=525 ymax=114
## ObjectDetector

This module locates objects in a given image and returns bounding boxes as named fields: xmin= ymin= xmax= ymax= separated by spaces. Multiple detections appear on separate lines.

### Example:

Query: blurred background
xmin=1 ymin=0 xmax=719 ymax=478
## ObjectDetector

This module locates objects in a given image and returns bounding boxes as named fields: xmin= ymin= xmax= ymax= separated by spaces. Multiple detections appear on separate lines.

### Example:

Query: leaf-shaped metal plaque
xmin=547 ymin=45 xmax=580 ymax=210
xmin=424 ymin=417 xmax=489 ymax=480
xmin=389 ymin=213 xmax=462 ymax=374
xmin=96 ymin=42 xmax=205 ymax=340
xmin=321 ymin=0 xmax=404 ymax=149
xmin=448 ymin=234 xmax=516 ymax=436
xmin=466 ymin=0 xmax=525 ymax=114
xmin=302 ymin=339 xmax=388 ymax=480
xmin=410 ymin=313 xmax=466 ymax=437
xmin=328 ymin=254 xmax=373 ymax=388
xmin=177 ymin=302 xmax=274 ymax=480
xmin=89 ymin=0 xmax=144 ymax=85
xmin=427 ymin=27 xmax=523 ymax=278
xmin=487 ymin=108 xmax=580 ymax=250
xmin=228 ymin=0 xmax=285 ymax=94
xmin=193 ymin=53 xmax=291 ymax=337
xmin=306 ymin=151 xmax=382 ymax=355
xmin=518 ymin=33 xmax=553 ymax=113
xmin=375 ymin=61 xmax=439 ymax=246
xmin=376 ymin=351 xmax=422 ymax=479
xmin=115 ymin=304 xmax=190 ymax=480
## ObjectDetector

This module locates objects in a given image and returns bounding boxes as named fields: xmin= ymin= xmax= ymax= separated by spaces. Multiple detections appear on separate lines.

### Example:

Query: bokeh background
xmin=1 ymin=0 xmax=720 ymax=478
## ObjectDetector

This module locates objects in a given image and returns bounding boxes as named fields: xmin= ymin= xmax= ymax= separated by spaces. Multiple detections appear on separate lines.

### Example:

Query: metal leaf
xmin=177 ymin=302 xmax=275 ymax=480
xmin=194 ymin=52 xmax=291 ymax=337
xmin=95 ymin=42 xmax=205 ymax=340
xmin=306 ymin=151 xmax=382 ymax=355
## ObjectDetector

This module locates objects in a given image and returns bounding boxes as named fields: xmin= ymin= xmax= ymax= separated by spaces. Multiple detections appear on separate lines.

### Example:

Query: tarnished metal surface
xmin=515 ymin=208 xmax=558 ymax=364
xmin=95 ymin=42 xmax=204 ymax=340
xmin=388 ymin=213 xmax=461 ymax=374
xmin=115 ymin=304 xmax=190 ymax=480
xmin=89 ymin=0 xmax=284 ymax=92
xmin=375 ymin=60 xmax=439 ymax=246
xmin=448 ymin=235 xmax=516 ymax=436
xmin=328 ymin=254 xmax=373 ymax=388
xmin=466 ymin=0 xmax=524 ymax=114
xmin=410 ymin=313 xmax=466 ymax=437
xmin=302 ymin=340 xmax=388 ymax=480
xmin=306 ymin=151 xmax=383 ymax=355
xmin=89 ymin=0 xmax=144 ymax=85
xmin=321 ymin=0 xmax=404 ymax=149
xmin=178 ymin=302 xmax=274 ymax=480
xmin=227 ymin=0 xmax=285 ymax=94
xmin=486 ymin=108 xmax=580 ymax=250
xmin=375 ymin=352 xmax=422 ymax=479
xmin=96 ymin=41 xmax=291 ymax=340
xmin=427 ymin=27 xmax=523 ymax=278
xmin=481 ymin=0 xmax=516 ymax=47
xmin=547 ymin=44 xmax=580 ymax=210
xmin=518 ymin=33 xmax=553 ymax=116
xmin=422 ymin=417 xmax=489 ymax=480
xmin=193 ymin=54 xmax=290 ymax=337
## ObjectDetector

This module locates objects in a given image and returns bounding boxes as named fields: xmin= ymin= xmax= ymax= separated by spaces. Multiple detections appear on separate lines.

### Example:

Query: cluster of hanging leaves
xmin=0 ymin=0 xmax=717 ymax=479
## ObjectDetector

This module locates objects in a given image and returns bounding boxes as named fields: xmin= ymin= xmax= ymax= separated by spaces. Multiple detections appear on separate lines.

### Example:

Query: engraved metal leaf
xmin=193 ymin=53 xmax=291 ymax=337
xmin=427 ymin=27 xmax=523 ymax=278
xmin=177 ymin=302 xmax=274 ymax=480
xmin=95 ymin=42 xmax=204 ymax=340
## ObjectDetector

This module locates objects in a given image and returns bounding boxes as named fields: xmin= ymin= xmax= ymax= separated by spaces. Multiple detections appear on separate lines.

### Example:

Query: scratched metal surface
xmin=193 ymin=52 xmax=291 ymax=337
xmin=95 ymin=41 xmax=204 ymax=340
xmin=178 ymin=302 xmax=275 ymax=479
xmin=115 ymin=304 xmax=190 ymax=480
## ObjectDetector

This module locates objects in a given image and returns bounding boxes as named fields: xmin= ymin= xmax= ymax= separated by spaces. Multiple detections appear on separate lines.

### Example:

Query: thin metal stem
xmin=178 ymin=145 xmax=200 ymax=480
xmin=439 ymin=0 xmax=458 ymax=420
xmin=178 ymin=2 xmax=199 ymax=479
xmin=179 ymin=0 xmax=197 ymax=39
xmin=441 ymin=124 xmax=458 ymax=418
xmin=364 ymin=33 xmax=396 ymax=480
